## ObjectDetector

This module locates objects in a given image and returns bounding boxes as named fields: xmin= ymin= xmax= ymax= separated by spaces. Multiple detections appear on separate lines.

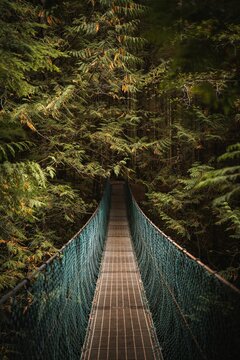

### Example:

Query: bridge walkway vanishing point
xmin=1 ymin=181 xmax=240 ymax=360
xmin=81 ymin=182 xmax=163 ymax=360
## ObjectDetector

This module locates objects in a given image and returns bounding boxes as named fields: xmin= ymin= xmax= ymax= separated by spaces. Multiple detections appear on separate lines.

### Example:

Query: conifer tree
xmin=137 ymin=0 xmax=240 ymax=283
xmin=1 ymin=0 xmax=240 ymax=292
xmin=67 ymin=0 xmax=146 ymax=177
xmin=0 ymin=0 xmax=94 ymax=292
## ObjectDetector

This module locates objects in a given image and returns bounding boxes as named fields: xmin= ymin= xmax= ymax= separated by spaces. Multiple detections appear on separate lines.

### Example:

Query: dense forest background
xmin=0 ymin=0 xmax=240 ymax=293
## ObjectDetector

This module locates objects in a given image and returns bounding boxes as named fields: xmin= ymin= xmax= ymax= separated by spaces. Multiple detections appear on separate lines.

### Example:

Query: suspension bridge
xmin=0 ymin=181 xmax=239 ymax=360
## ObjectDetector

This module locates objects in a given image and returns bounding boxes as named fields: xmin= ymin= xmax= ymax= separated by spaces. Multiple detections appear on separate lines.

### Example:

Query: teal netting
xmin=127 ymin=186 xmax=240 ymax=360
xmin=0 ymin=182 xmax=111 ymax=360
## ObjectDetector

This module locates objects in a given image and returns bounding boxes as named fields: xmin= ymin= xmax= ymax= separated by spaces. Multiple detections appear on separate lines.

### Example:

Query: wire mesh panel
xmin=0 ymin=183 xmax=111 ymax=360
xmin=127 ymin=185 xmax=240 ymax=360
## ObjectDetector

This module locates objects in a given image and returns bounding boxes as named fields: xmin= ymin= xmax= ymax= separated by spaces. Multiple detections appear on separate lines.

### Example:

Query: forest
xmin=0 ymin=0 xmax=240 ymax=295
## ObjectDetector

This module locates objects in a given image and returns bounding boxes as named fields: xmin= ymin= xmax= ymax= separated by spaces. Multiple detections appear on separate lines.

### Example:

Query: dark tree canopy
xmin=0 ymin=0 xmax=239 ymax=295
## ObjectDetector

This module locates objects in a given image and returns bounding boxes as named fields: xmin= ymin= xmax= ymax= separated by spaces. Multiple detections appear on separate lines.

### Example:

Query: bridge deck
xmin=81 ymin=182 xmax=162 ymax=360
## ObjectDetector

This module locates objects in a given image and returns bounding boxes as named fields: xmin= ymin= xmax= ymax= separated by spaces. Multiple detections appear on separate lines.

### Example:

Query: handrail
xmin=0 ymin=182 xmax=110 ymax=306
xmin=128 ymin=184 xmax=240 ymax=295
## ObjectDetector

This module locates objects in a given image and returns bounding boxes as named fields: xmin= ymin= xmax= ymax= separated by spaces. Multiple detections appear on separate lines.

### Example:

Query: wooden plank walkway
xmin=81 ymin=182 xmax=163 ymax=360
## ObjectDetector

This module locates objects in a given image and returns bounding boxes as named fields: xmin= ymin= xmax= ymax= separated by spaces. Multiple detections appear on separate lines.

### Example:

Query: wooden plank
xmin=81 ymin=182 xmax=163 ymax=360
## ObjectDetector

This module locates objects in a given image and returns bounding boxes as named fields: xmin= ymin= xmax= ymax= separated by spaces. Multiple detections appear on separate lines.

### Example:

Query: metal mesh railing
xmin=0 ymin=183 xmax=111 ymax=360
xmin=127 ymin=185 xmax=240 ymax=360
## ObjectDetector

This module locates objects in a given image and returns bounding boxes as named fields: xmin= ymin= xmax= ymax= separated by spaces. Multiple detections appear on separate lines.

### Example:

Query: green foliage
xmin=0 ymin=118 xmax=34 ymax=161
xmin=145 ymin=143 xmax=240 ymax=282
xmin=0 ymin=0 xmax=64 ymax=99
xmin=0 ymin=161 xmax=50 ymax=290
xmin=136 ymin=0 xmax=240 ymax=284
xmin=1 ymin=0 xmax=240 ymax=293
xmin=0 ymin=0 xmax=146 ymax=294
